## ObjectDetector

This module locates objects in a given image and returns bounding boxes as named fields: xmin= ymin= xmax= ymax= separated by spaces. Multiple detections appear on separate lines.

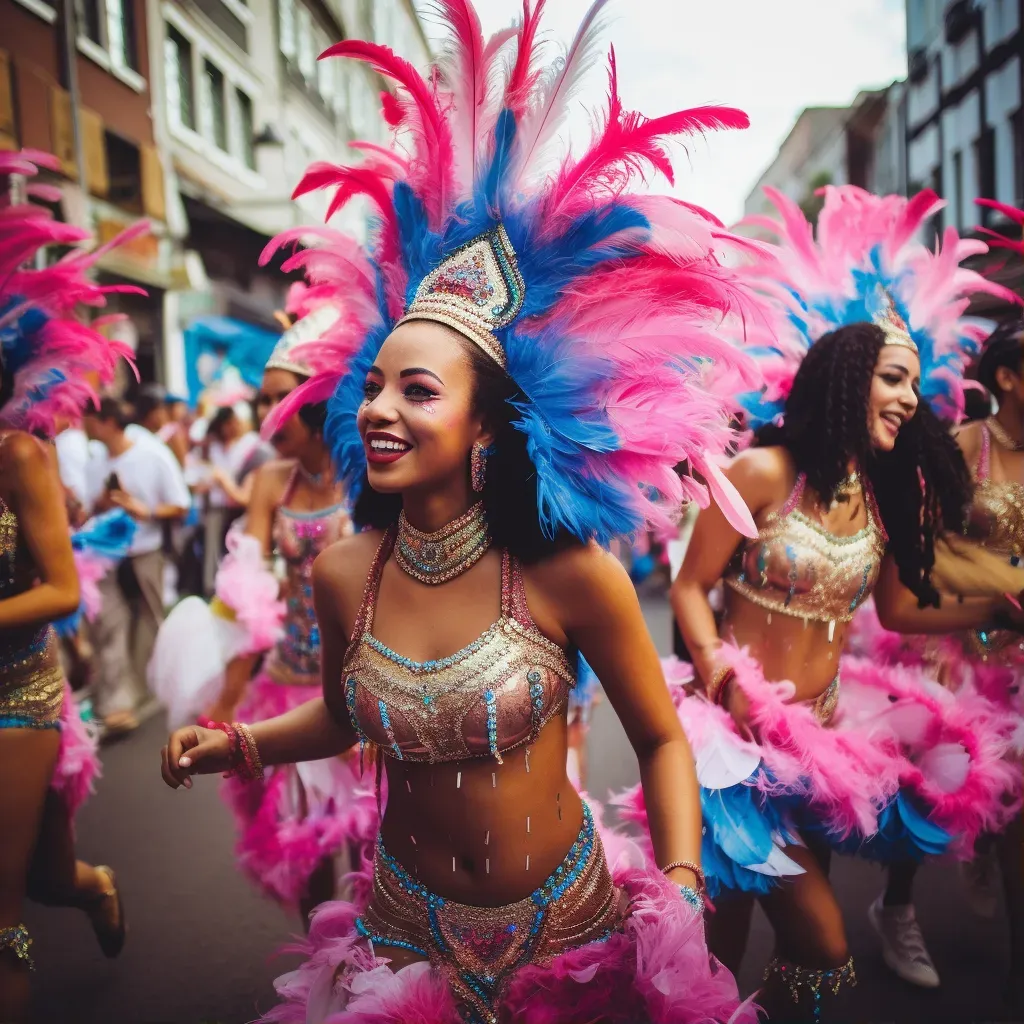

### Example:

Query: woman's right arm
xmin=671 ymin=449 xmax=777 ymax=689
xmin=162 ymin=540 xmax=359 ymax=788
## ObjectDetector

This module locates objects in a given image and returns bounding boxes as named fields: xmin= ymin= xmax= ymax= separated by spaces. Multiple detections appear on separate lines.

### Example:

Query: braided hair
xmin=757 ymin=323 xmax=972 ymax=607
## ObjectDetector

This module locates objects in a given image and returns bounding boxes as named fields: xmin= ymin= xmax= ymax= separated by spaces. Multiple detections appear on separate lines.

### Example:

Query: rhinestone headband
xmin=265 ymin=304 xmax=342 ymax=377
xmin=395 ymin=225 xmax=525 ymax=368
xmin=873 ymin=287 xmax=918 ymax=354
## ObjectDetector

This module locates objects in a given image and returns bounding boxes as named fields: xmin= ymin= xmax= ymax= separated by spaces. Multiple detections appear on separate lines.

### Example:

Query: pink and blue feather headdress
xmin=737 ymin=184 xmax=1017 ymax=430
xmin=0 ymin=149 xmax=143 ymax=437
xmin=261 ymin=0 xmax=772 ymax=541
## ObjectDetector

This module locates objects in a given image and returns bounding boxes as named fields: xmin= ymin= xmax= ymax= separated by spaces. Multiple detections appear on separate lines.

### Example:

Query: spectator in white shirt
xmin=83 ymin=398 xmax=191 ymax=734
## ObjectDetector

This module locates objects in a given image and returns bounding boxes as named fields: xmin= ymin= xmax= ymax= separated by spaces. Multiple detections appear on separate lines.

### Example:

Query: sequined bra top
xmin=264 ymin=470 xmax=353 ymax=685
xmin=723 ymin=473 xmax=887 ymax=627
xmin=965 ymin=424 xmax=1024 ymax=560
xmin=343 ymin=530 xmax=576 ymax=764
xmin=0 ymin=494 xmax=49 ymax=656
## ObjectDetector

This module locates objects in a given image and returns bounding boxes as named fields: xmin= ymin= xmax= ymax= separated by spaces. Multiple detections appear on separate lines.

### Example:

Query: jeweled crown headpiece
xmin=258 ymin=0 xmax=776 ymax=542
xmin=395 ymin=226 xmax=524 ymax=367
xmin=0 ymin=149 xmax=140 ymax=436
xmin=265 ymin=303 xmax=342 ymax=377
xmin=873 ymin=287 xmax=917 ymax=353
xmin=736 ymin=184 xmax=1016 ymax=428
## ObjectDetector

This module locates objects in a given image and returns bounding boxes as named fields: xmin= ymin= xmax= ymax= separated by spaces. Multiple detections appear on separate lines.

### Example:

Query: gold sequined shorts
xmin=0 ymin=627 xmax=63 ymax=729
xmin=356 ymin=804 xmax=622 ymax=1024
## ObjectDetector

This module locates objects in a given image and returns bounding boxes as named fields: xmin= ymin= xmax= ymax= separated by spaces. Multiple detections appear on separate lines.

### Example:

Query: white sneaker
xmin=959 ymin=851 xmax=999 ymax=918
xmin=868 ymin=897 xmax=940 ymax=988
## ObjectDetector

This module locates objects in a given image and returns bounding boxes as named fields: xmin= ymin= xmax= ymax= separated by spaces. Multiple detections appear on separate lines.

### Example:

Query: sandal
xmin=85 ymin=866 xmax=126 ymax=958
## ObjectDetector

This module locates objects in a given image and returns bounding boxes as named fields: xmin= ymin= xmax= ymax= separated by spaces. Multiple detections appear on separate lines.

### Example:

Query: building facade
xmin=905 ymin=0 xmax=1022 ymax=232
xmin=3 ymin=0 xmax=430 ymax=397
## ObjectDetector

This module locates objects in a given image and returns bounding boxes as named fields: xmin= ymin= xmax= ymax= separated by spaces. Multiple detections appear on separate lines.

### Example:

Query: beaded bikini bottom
xmin=356 ymin=804 xmax=623 ymax=1024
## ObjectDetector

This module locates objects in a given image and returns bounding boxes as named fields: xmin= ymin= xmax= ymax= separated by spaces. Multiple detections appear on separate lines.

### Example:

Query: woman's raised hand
xmin=160 ymin=726 xmax=232 ymax=789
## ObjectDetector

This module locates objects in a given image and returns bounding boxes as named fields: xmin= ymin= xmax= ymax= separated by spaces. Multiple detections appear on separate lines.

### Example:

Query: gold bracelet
xmin=660 ymin=859 xmax=707 ymax=895
xmin=234 ymin=722 xmax=265 ymax=781
xmin=706 ymin=665 xmax=736 ymax=705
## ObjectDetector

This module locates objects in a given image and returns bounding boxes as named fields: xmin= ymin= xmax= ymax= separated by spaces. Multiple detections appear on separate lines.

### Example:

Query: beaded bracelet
xmin=677 ymin=885 xmax=705 ymax=914
xmin=660 ymin=858 xmax=707 ymax=895
xmin=234 ymin=722 xmax=264 ymax=782
xmin=706 ymin=666 xmax=736 ymax=706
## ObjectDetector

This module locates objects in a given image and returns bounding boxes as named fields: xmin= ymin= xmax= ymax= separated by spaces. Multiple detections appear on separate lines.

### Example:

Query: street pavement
xmin=24 ymin=594 xmax=1018 ymax=1024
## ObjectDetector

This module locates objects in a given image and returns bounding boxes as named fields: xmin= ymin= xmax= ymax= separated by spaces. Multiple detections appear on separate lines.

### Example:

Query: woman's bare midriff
xmin=723 ymin=589 xmax=848 ymax=704
xmin=378 ymin=713 xmax=584 ymax=908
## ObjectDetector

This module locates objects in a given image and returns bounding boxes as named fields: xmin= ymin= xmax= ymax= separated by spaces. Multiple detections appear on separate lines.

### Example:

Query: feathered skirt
xmin=262 ymin=803 xmax=757 ymax=1024
xmin=223 ymin=674 xmax=378 ymax=907
xmin=616 ymin=649 xmax=1020 ymax=899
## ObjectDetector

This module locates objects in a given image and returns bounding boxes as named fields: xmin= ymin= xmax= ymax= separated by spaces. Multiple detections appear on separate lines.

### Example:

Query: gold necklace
xmin=829 ymin=472 xmax=862 ymax=510
xmin=395 ymin=502 xmax=491 ymax=585
xmin=986 ymin=416 xmax=1024 ymax=452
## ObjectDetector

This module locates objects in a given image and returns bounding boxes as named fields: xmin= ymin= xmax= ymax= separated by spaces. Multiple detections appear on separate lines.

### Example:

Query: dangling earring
xmin=471 ymin=442 xmax=493 ymax=493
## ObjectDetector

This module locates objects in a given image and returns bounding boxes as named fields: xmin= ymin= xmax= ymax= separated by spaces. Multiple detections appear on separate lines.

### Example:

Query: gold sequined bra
xmin=965 ymin=424 xmax=1024 ymax=561
xmin=724 ymin=474 xmax=887 ymax=630
xmin=343 ymin=529 xmax=576 ymax=764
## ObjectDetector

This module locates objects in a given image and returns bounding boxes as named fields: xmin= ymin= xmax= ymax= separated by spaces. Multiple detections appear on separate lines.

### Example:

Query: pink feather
xmin=545 ymin=48 xmax=747 ymax=224
xmin=262 ymin=372 xmax=342 ymax=440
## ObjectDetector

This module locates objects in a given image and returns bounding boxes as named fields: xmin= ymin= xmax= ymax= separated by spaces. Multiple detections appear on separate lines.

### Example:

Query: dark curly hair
xmin=757 ymin=323 xmax=972 ymax=607
xmin=975 ymin=318 xmax=1024 ymax=400
xmin=352 ymin=337 xmax=573 ymax=563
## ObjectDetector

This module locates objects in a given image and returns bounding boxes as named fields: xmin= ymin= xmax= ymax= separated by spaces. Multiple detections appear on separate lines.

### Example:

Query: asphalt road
xmin=23 ymin=595 xmax=1019 ymax=1024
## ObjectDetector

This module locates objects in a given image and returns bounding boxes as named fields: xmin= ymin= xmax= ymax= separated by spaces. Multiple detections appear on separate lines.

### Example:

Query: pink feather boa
xmin=71 ymin=549 xmax=109 ymax=622
xmin=51 ymin=683 xmax=101 ymax=819
xmin=222 ymin=676 xmax=377 ymax=906
xmin=263 ymin=840 xmax=756 ymax=1024
xmin=715 ymin=644 xmax=903 ymax=838
xmin=214 ymin=532 xmax=285 ymax=654
xmin=841 ymin=655 xmax=1021 ymax=853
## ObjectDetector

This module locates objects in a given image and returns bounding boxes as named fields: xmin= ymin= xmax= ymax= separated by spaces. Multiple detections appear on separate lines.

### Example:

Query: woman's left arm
xmin=540 ymin=545 xmax=701 ymax=891
xmin=0 ymin=435 xmax=80 ymax=629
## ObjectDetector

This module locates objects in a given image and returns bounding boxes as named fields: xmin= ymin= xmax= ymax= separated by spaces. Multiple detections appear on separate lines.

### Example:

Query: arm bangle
xmin=659 ymin=859 xmax=707 ymax=896
xmin=706 ymin=666 xmax=736 ymax=706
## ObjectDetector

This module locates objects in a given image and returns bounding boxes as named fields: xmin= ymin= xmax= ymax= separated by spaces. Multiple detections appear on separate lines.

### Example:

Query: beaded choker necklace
xmin=395 ymin=502 xmax=491 ymax=584
xmin=987 ymin=416 xmax=1024 ymax=452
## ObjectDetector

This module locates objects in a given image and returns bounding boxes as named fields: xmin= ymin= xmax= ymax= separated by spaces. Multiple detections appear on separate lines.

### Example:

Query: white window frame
xmin=12 ymin=0 xmax=57 ymax=24
xmin=278 ymin=0 xmax=296 ymax=59
xmin=162 ymin=3 xmax=264 ymax=188
xmin=75 ymin=0 xmax=147 ymax=93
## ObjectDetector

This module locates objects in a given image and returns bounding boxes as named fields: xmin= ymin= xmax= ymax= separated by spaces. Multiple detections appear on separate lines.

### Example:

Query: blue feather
xmin=478 ymin=109 xmax=517 ymax=218
xmin=71 ymin=509 xmax=137 ymax=559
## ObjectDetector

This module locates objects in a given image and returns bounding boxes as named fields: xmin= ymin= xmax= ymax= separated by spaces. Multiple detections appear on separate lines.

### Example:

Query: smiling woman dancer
xmin=642 ymin=185 xmax=1020 ymax=1023
xmin=159 ymin=1 xmax=773 ymax=1020
xmin=1 ymin=149 xmax=136 ymax=1020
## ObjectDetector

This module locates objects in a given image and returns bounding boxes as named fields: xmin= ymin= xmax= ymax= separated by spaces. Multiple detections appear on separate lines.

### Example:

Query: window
xmin=278 ymin=0 xmax=296 ymax=58
xmin=316 ymin=28 xmax=333 ymax=104
xmin=105 ymin=0 xmax=132 ymax=69
xmin=951 ymin=149 xmax=963 ymax=229
xmin=201 ymin=60 xmax=228 ymax=151
xmin=297 ymin=5 xmax=315 ymax=81
xmin=164 ymin=26 xmax=195 ymax=131
xmin=76 ymin=0 xmax=136 ymax=70
xmin=235 ymin=88 xmax=255 ymax=170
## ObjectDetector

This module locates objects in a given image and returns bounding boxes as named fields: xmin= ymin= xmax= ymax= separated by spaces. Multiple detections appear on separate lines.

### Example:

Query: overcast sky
xmin=420 ymin=0 xmax=908 ymax=225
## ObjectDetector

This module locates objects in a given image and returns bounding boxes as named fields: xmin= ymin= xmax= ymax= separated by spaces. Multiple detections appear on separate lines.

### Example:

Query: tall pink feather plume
xmin=1 ymin=149 xmax=140 ymax=436
xmin=379 ymin=89 xmax=404 ymax=128
xmin=505 ymin=0 xmax=547 ymax=118
xmin=511 ymin=0 xmax=611 ymax=189
xmin=322 ymin=40 xmax=454 ymax=229
xmin=976 ymin=199 xmax=1024 ymax=256
xmin=434 ymin=0 xmax=489 ymax=193
xmin=544 ymin=48 xmax=748 ymax=226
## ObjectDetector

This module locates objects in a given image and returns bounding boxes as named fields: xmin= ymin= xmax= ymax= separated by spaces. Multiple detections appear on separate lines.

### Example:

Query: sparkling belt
xmin=356 ymin=803 xmax=622 ymax=1024
xmin=0 ymin=627 xmax=63 ymax=728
